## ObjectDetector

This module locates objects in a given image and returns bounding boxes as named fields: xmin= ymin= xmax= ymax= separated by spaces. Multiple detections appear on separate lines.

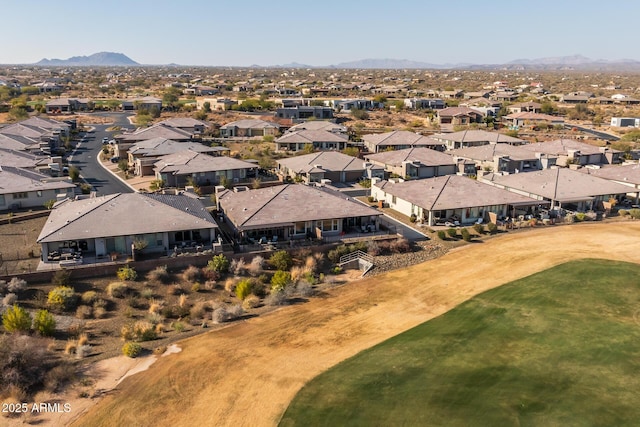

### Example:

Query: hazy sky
xmin=1 ymin=0 xmax=637 ymax=66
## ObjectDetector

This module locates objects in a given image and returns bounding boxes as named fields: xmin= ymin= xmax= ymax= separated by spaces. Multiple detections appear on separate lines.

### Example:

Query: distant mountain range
xmin=25 ymin=52 xmax=640 ymax=70
xmin=35 ymin=52 xmax=139 ymax=66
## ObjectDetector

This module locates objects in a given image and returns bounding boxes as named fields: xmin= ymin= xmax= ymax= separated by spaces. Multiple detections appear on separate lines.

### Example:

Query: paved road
xmin=69 ymin=113 xmax=135 ymax=195
xmin=564 ymin=123 xmax=620 ymax=141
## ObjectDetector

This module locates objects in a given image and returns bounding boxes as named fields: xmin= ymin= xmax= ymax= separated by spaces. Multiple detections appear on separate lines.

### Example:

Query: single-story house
xmin=115 ymin=124 xmax=194 ymax=159
xmin=518 ymin=139 xmax=622 ymax=166
xmin=276 ymin=106 xmax=334 ymax=121
xmin=449 ymin=144 xmax=552 ymax=173
xmin=431 ymin=130 xmax=525 ymax=150
xmin=371 ymin=175 xmax=544 ymax=226
xmin=479 ymin=168 xmax=631 ymax=211
xmin=121 ymin=96 xmax=163 ymax=111
xmin=217 ymin=184 xmax=382 ymax=242
xmin=196 ymin=98 xmax=237 ymax=111
xmin=0 ymin=148 xmax=59 ymax=175
xmin=610 ymin=117 xmax=640 ymax=128
xmin=286 ymin=121 xmax=348 ymax=135
xmin=127 ymin=138 xmax=228 ymax=176
xmin=36 ymin=193 xmax=218 ymax=263
xmin=437 ymin=107 xmax=484 ymax=125
xmin=0 ymin=166 xmax=75 ymax=211
xmin=154 ymin=150 xmax=258 ymax=187
xmin=276 ymin=151 xmax=384 ymax=183
xmin=330 ymin=99 xmax=384 ymax=112
xmin=578 ymin=163 xmax=640 ymax=203
xmin=45 ymin=98 xmax=91 ymax=114
xmin=156 ymin=118 xmax=210 ymax=135
xmin=0 ymin=133 xmax=47 ymax=154
xmin=403 ymin=98 xmax=446 ymax=110
xmin=219 ymin=119 xmax=279 ymax=138
xmin=365 ymin=147 xmax=475 ymax=179
xmin=275 ymin=130 xmax=349 ymax=152
xmin=507 ymin=102 xmax=542 ymax=114
xmin=503 ymin=112 xmax=564 ymax=128
xmin=362 ymin=130 xmax=446 ymax=153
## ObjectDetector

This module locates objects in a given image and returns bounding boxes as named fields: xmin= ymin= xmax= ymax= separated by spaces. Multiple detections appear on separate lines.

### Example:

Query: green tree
xmin=202 ymin=101 xmax=212 ymax=113
xmin=2 ymin=305 xmax=32 ymax=333
xmin=351 ymin=109 xmax=369 ymax=120
xmin=33 ymin=309 xmax=56 ymax=336
xmin=207 ymin=254 xmax=230 ymax=274
xmin=163 ymin=86 xmax=181 ymax=108
xmin=269 ymin=250 xmax=292 ymax=270
xmin=235 ymin=279 xmax=254 ymax=300
xmin=47 ymin=286 xmax=78 ymax=311
xmin=271 ymin=270 xmax=292 ymax=292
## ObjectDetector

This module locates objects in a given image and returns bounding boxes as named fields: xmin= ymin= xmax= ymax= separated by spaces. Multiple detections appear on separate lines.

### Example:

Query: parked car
xmin=110 ymin=156 xmax=120 ymax=163
xmin=102 ymin=137 xmax=109 ymax=144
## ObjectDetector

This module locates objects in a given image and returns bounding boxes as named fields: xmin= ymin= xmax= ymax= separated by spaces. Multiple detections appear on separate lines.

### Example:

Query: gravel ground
xmin=368 ymin=241 xmax=449 ymax=276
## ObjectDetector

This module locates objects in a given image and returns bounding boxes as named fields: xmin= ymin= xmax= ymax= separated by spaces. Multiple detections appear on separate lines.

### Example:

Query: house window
xmin=294 ymin=222 xmax=306 ymax=235
xmin=13 ymin=192 xmax=28 ymax=199
xmin=392 ymin=195 xmax=397 ymax=204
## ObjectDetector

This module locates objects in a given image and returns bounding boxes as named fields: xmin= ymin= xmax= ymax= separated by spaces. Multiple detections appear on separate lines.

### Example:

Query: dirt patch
xmin=71 ymin=222 xmax=640 ymax=427
xmin=0 ymin=215 xmax=48 ymax=275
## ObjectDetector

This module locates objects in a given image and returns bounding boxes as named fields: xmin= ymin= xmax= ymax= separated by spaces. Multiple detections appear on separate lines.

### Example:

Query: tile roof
xmin=374 ymin=175 xmax=539 ymax=211
xmin=432 ymin=130 xmax=524 ymax=144
xmin=287 ymin=121 xmax=347 ymax=133
xmin=119 ymin=124 xmax=193 ymax=142
xmin=365 ymin=147 xmax=461 ymax=167
xmin=362 ymin=130 xmax=443 ymax=148
xmin=128 ymin=138 xmax=219 ymax=157
xmin=0 ymin=148 xmax=46 ymax=168
xmin=218 ymin=184 xmax=381 ymax=231
xmin=0 ymin=166 xmax=75 ymax=195
xmin=220 ymin=119 xmax=279 ymax=130
xmin=37 ymin=193 xmax=217 ymax=243
xmin=481 ymin=168 xmax=631 ymax=202
xmin=578 ymin=163 xmax=640 ymax=185
xmin=437 ymin=106 xmax=484 ymax=117
xmin=154 ymin=150 xmax=258 ymax=175
xmin=449 ymin=144 xmax=539 ymax=162
xmin=276 ymin=129 xmax=348 ymax=144
xmin=519 ymin=139 xmax=617 ymax=156
xmin=277 ymin=151 xmax=375 ymax=174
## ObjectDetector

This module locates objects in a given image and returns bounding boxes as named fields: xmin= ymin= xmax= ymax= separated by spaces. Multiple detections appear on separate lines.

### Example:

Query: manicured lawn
xmin=280 ymin=259 xmax=640 ymax=427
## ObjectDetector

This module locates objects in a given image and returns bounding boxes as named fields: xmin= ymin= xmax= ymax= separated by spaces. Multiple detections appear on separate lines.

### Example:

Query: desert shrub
xmin=242 ymin=295 xmax=261 ymax=310
xmin=332 ymin=266 xmax=343 ymax=275
xmin=116 ymin=265 xmax=137 ymax=281
xmin=0 ymin=280 xmax=6 ymax=294
xmin=2 ymin=293 xmax=17 ymax=306
xmin=367 ymin=241 xmax=381 ymax=256
xmin=121 ymin=321 xmax=157 ymax=342
xmin=629 ymin=208 xmax=640 ymax=219
xmin=235 ymin=279 xmax=254 ymax=300
xmin=182 ymin=265 xmax=201 ymax=283
xmin=80 ymin=290 xmax=97 ymax=305
xmin=271 ymin=270 xmax=292 ymax=292
xmin=178 ymin=294 xmax=188 ymax=308
xmin=226 ymin=304 xmax=243 ymax=321
xmin=230 ymin=258 xmax=247 ymax=276
xmin=2 ymin=305 xmax=32 ymax=333
xmin=0 ymin=334 xmax=52 ymax=394
xmin=618 ymin=208 xmax=629 ymax=216
xmin=269 ymin=250 xmax=293 ymax=271
xmin=191 ymin=282 xmax=201 ymax=292
xmin=201 ymin=267 xmax=220 ymax=282
xmin=47 ymin=286 xmax=78 ymax=311
xmin=64 ymin=340 xmax=77 ymax=355
xmin=487 ymin=222 xmax=498 ymax=234
xmin=76 ymin=305 xmax=93 ymax=319
xmin=93 ymin=299 xmax=107 ymax=319
xmin=7 ymin=277 xmax=27 ymax=293
xmin=575 ymin=212 xmax=586 ymax=222
xmin=140 ymin=288 xmax=154 ymax=299
xmin=189 ymin=301 xmax=209 ymax=320
xmin=290 ymin=266 xmax=310 ymax=283
xmin=437 ymin=230 xmax=446 ymax=240
xmin=76 ymin=344 xmax=92 ymax=359
xmin=44 ymin=362 xmax=75 ymax=392
xmin=248 ymin=256 xmax=264 ymax=276
xmin=297 ymin=280 xmax=315 ymax=297
xmin=460 ymin=228 xmax=472 ymax=242
xmin=207 ymin=254 xmax=229 ymax=274
xmin=167 ymin=284 xmax=186 ymax=296
xmin=264 ymin=290 xmax=287 ymax=306
xmin=565 ymin=214 xmax=576 ymax=224
xmin=304 ymin=256 xmax=318 ymax=273
xmin=409 ymin=213 xmax=417 ymax=223
xmin=328 ymin=243 xmax=366 ymax=263
xmin=33 ymin=309 xmax=56 ymax=336
xmin=173 ymin=321 xmax=185 ymax=332
xmin=52 ymin=269 xmax=71 ymax=286
xmin=251 ymin=280 xmax=268 ymax=298
xmin=446 ymin=228 xmax=458 ymax=238
xmin=106 ymin=282 xmax=130 ymax=298
xmin=146 ymin=265 xmax=169 ymax=283
xmin=390 ymin=238 xmax=411 ymax=253
xmin=473 ymin=223 xmax=484 ymax=234
xmin=122 ymin=341 xmax=142 ymax=358
xmin=223 ymin=278 xmax=236 ymax=294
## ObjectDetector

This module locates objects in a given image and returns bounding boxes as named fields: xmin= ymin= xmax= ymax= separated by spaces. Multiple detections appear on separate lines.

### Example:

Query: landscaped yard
xmin=280 ymin=259 xmax=640 ymax=426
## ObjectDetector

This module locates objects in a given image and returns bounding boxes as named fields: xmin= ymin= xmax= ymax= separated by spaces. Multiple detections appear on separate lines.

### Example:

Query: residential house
xmin=121 ymin=96 xmax=163 ymax=111
xmin=154 ymin=150 xmax=257 ymax=187
xmin=0 ymin=117 xmax=70 ymax=154
xmin=449 ymin=144 xmax=551 ymax=174
xmin=403 ymin=98 xmax=446 ymax=110
xmin=156 ymin=118 xmax=210 ymax=135
xmin=127 ymin=138 xmax=228 ymax=176
xmin=275 ymin=106 xmax=334 ymax=121
xmin=436 ymin=107 xmax=484 ymax=125
xmin=561 ymin=92 xmax=593 ymax=104
xmin=479 ymin=168 xmax=631 ymax=212
xmin=0 ymin=148 xmax=60 ymax=176
xmin=362 ymin=130 xmax=445 ymax=153
xmin=196 ymin=97 xmax=237 ymax=111
xmin=219 ymin=119 xmax=279 ymax=138
xmin=578 ymin=163 xmax=640 ymax=203
xmin=0 ymin=166 xmax=75 ymax=211
xmin=519 ymin=139 xmax=622 ymax=166
xmin=371 ymin=175 xmax=544 ymax=226
xmin=440 ymin=90 xmax=464 ymax=99
xmin=365 ymin=147 xmax=475 ymax=179
xmin=460 ymin=98 xmax=502 ymax=117
xmin=115 ymin=124 xmax=194 ymax=159
xmin=276 ymin=151 xmax=383 ymax=183
xmin=431 ymin=130 xmax=525 ymax=150
xmin=507 ymin=102 xmax=542 ymax=114
xmin=36 ymin=193 xmax=218 ymax=262
xmin=463 ymin=91 xmax=491 ymax=99
xmin=0 ymin=133 xmax=43 ymax=153
xmin=286 ymin=121 xmax=348 ymax=135
xmin=217 ymin=184 xmax=382 ymax=242
xmin=610 ymin=117 xmax=640 ymax=128
xmin=275 ymin=130 xmax=349 ymax=152
xmin=491 ymin=91 xmax=519 ymax=102
xmin=45 ymin=98 xmax=91 ymax=114
xmin=503 ymin=112 xmax=564 ymax=128
xmin=331 ymin=99 xmax=382 ymax=112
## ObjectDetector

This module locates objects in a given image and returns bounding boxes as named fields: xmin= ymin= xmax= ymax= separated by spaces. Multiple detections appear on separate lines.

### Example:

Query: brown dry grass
xmin=70 ymin=221 xmax=640 ymax=427
xmin=0 ymin=215 xmax=48 ymax=274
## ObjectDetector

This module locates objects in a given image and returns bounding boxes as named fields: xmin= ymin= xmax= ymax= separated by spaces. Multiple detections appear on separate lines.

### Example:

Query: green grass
xmin=280 ymin=259 xmax=640 ymax=427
